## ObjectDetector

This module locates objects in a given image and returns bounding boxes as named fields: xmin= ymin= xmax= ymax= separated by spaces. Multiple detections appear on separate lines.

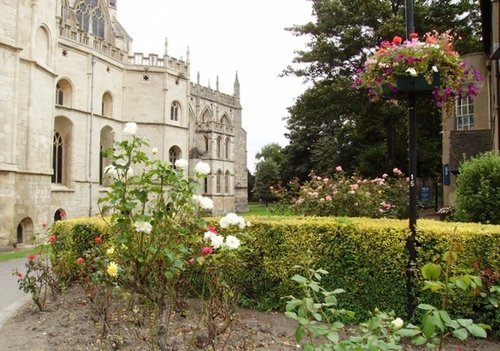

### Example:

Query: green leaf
xmin=305 ymin=298 xmax=314 ymax=311
xmin=327 ymin=331 xmax=339 ymax=343
xmin=457 ymin=319 xmax=473 ymax=328
xmin=466 ymin=324 xmax=487 ymax=338
xmin=452 ymin=328 xmax=468 ymax=341
xmin=292 ymin=274 xmax=308 ymax=285
xmin=309 ymin=282 xmax=320 ymax=292
xmin=303 ymin=344 xmax=315 ymax=351
xmin=332 ymin=288 xmax=346 ymax=294
xmin=325 ymin=295 xmax=338 ymax=305
xmin=455 ymin=277 xmax=468 ymax=290
xmin=411 ymin=335 xmax=427 ymax=346
xmin=432 ymin=310 xmax=445 ymax=332
xmin=285 ymin=311 xmax=297 ymax=319
xmin=438 ymin=310 xmax=452 ymax=325
xmin=422 ymin=314 xmax=436 ymax=339
xmin=417 ymin=304 xmax=436 ymax=311
xmin=422 ymin=263 xmax=441 ymax=280
xmin=295 ymin=326 xmax=305 ymax=342
xmin=398 ymin=329 xmax=421 ymax=337
xmin=312 ymin=312 xmax=322 ymax=321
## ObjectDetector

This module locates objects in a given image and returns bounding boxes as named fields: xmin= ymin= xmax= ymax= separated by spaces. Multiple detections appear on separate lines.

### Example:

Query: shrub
xmin=454 ymin=152 xmax=500 ymax=224
xmin=272 ymin=167 xmax=409 ymax=219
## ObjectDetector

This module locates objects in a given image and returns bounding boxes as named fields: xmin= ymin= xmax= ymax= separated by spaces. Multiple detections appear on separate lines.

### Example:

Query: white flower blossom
xmin=104 ymin=164 xmax=119 ymax=178
xmin=219 ymin=212 xmax=246 ymax=229
xmin=194 ymin=161 xmax=211 ymax=175
xmin=210 ymin=235 xmax=224 ymax=249
xmin=134 ymin=220 xmax=153 ymax=234
xmin=391 ymin=317 xmax=404 ymax=330
xmin=151 ymin=147 xmax=158 ymax=155
xmin=225 ymin=235 xmax=241 ymax=250
xmin=175 ymin=159 xmax=188 ymax=169
xmin=431 ymin=65 xmax=439 ymax=73
xmin=405 ymin=68 xmax=418 ymax=76
xmin=192 ymin=195 xmax=214 ymax=210
xmin=123 ymin=122 xmax=137 ymax=136
xmin=204 ymin=230 xmax=217 ymax=242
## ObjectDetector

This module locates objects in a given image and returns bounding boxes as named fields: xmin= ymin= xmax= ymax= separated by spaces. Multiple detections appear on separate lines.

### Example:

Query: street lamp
xmin=405 ymin=0 xmax=418 ymax=320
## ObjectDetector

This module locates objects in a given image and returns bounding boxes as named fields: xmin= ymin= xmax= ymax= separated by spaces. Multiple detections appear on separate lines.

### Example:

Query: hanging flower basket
xmin=354 ymin=32 xmax=482 ymax=107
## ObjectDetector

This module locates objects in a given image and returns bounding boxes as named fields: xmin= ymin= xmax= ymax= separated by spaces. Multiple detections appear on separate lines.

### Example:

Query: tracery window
xmin=216 ymin=170 xmax=222 ymax=193
xmin=170 ymin=101 xmax=181 ymax=121
xmin=225 ymin=137 xmax=230 ymax=159
xmin=75 ymin=0 xmax=105 ymax=38
xmin=225 ymin=171 xmax=230 ymax=194
xmin=56 ymin=84 xmax=64 ymax=105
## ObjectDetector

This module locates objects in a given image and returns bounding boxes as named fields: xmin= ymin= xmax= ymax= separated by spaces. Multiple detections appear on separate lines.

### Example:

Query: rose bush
xmin=272 ymin=167 xmax=409 ymax=219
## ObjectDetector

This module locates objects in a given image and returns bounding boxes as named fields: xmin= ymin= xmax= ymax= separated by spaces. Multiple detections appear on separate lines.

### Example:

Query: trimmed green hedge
xmin=53 ymin=216 xmax=500 ymax=322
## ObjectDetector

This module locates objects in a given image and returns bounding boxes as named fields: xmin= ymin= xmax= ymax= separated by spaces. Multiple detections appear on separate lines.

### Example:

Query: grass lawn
xmin=0 ymin=246 xmax=39 ymax=262
xmin=240 ymin=201 xmax=282 ymax=216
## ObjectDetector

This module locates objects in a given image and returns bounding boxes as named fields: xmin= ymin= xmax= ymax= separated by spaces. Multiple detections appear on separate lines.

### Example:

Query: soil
xmin=0 ymin=286 xmax=498 ymax=351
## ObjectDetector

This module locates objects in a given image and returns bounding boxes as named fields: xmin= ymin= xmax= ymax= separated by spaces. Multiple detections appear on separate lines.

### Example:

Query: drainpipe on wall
xmin=88 ymin=55 xmax=96 ymax=217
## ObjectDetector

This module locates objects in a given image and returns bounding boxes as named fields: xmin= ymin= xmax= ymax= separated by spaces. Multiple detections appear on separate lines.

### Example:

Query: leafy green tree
xmin=253 ymin=160 xmax=281 ymax=206
xmin=281 ymin=0 xmax=481 ymax=181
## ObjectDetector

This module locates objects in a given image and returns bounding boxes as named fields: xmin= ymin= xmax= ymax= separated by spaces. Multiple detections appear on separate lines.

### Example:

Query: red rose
xmin=95 ymin=236 xmax=103 ymax=244
xmin=16 ymin=272 xmax=23 ymax=278
xmin=48 ymin=235 xmax=57 ymax=243
xmin=201 ymin=246 xmax=213 ymax=255
xmin=27 ymin=254 xmax=37 ymax=262
xmin=409 ymin=32 xmax=419 ymax=40
xmin=208 ymin=225 xmax=218 ymax=234
xmin=76 ymin=257 xmax=85 ymax=265
xmin=392 ymin=35 xmax=403 ymax=45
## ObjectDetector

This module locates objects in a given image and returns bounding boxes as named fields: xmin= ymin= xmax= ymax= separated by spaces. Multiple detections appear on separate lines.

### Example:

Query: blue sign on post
xmin=420 ymin=186 xmax=430 ymax=202
xmin=443 ymin=164 xmax=450 ymax=185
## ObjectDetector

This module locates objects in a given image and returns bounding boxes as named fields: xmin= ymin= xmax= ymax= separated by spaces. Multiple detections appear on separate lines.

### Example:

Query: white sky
xmin=117 ymin=0 xmax=313 ymax=173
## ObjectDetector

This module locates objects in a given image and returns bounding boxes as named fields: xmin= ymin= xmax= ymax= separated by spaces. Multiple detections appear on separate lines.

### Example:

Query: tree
xmin=253 ymin=160 xmax=280 ymax=206
xmin=281 ymin=0 xmax=482 ymax=181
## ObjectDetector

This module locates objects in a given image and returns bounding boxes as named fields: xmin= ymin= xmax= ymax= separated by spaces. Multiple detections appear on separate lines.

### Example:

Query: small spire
xmin=233 ymin=71 xmax=240 ymax=97
xmin=164 ymin=37 xmax=168 ymax=56
xmin=197 ymin=71 xmax=200 ymax=85
xmin=208 ymin=79 xmax=211 ymax=89
xmin=186 ymin=46 xmax=190 ymax=64
xmin=216 ymin=75 xmax=219 ymax=91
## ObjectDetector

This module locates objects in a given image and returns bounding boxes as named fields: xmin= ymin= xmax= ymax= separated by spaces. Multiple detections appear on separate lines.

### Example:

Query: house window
xmin=52 ymin=132 xmax=64 ymax=183
xmin=170 ymin=102 xmax=180 ymax=121
xmin=455 ymin=96 xmax=474 ymax=130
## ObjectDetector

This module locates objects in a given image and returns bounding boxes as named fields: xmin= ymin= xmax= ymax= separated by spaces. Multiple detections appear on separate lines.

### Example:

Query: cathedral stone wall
xmin=0 ymin=0 xmax=247 ymax=245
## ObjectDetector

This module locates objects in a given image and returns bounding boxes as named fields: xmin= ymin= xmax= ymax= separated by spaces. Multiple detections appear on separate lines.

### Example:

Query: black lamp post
xmin=405 ymin=0 xmax=418 ymax=320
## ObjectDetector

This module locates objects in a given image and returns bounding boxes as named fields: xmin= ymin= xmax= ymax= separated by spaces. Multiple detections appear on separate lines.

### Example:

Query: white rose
xmin=210 ymin=235 xmax=224 ymax=249
xmin=152 ymin=147 xmax=158 ymax=155
xmin=225 ymin=235 xmax=241 ymax=250
xmin=199 ymin=196 xmax=214 ymax=210
xmin=203 ymin=231 xmax=217 ymax=241
xmin=391 ymin=317 xmax=404 ymax=330
xmin=194 ymin=161 xmax=211 ymax=175
xmin=175 ymin=159 xmax=188 ymax=169
xmin=134 ymin=221 xmax=153 ymax=234
xmin=123 ymin=122 xmax=137 ymax=136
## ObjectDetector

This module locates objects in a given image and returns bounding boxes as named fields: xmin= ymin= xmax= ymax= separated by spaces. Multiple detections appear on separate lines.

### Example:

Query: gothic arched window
xmin=75 ymin=0 xmax=105 ymax=38
xmin=52 ymin=132 xmax=64 ymax=183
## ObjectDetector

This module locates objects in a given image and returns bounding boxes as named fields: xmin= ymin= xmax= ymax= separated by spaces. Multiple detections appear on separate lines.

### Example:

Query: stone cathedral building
xmin=0 ymin=0 xmax=248 ymax=246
